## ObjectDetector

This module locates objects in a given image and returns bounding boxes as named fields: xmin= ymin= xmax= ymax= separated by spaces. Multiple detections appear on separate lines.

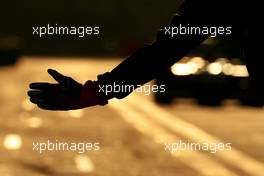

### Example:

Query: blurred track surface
xmin=0 ymin=57 xmax=264 ymax=176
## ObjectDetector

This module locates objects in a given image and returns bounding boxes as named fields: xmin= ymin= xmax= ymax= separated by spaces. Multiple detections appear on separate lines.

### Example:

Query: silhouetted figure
xmin=28 ymin=0 xmax=263 ymax=110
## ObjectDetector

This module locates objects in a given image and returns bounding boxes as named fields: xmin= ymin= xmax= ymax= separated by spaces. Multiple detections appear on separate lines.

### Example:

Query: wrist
xmin=81 ymin=81 xmax=108 ymax=106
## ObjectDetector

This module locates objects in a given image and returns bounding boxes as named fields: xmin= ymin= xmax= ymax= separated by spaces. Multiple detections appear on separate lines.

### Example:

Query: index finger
xmin=29 ymin=82 xmax=54 ymax=89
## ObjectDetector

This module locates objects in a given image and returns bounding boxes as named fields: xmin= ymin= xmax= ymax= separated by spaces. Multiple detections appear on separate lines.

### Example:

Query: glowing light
xmin=207 ymin=62 xmax=222 ymax=75
xmin=222 ymin=63 xmax=234 ymax=75
xmin=222 ymin=64 xmax=249 ymax=77
xmin=3 ymin=134 xmax=22 ymax=150
xmin=171 ymin=63 xmax=198 ymax=76
xmin=68 ymin=110 xmax=84 ymax=118
xmin=232 ymin=65 xmax=249 ymax=77
xmin=190 ymin=57 xmax=206 ymax=69
xmin=74 ymin=155 xmax=94 ymax=173
xmin=187 ymin=62 xmax=199 ymax=74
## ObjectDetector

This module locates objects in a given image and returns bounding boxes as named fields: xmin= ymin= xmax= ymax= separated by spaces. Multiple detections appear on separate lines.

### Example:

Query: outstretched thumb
xmin=48 ymin=69 xmax=66 ymax=84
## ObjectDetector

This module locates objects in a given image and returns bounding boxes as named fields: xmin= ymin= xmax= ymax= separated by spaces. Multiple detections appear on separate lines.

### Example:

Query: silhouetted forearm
xmin=98 ymin=15 xmax=208 ymax=99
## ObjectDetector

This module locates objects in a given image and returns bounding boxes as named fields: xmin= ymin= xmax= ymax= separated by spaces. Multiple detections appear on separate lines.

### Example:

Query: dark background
xmin=0 ymin=0 xmax=183 ymax=56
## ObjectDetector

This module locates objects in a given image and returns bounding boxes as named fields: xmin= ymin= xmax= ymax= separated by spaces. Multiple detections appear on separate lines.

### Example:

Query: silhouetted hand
xmin=28 ymin=69 xmax=108 ymax=111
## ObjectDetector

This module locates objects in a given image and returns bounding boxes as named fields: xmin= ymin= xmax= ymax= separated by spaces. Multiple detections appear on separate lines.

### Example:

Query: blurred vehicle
xmin=0 ymin=36 xmax=21 ymax=65
xmin=154 ymin=37 xmax=263 ymax=106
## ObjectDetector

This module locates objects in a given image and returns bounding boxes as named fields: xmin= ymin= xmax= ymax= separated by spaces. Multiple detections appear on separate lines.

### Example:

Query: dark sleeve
xmin=97 ymin=4 xmax=210 ymax=100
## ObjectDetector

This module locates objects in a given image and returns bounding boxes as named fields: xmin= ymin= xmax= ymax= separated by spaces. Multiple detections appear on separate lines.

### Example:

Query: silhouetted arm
xmin=98 ymin=14 xmax=209 ymax=99
xmin=98 ymin=0 xmax=247 ymax=100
